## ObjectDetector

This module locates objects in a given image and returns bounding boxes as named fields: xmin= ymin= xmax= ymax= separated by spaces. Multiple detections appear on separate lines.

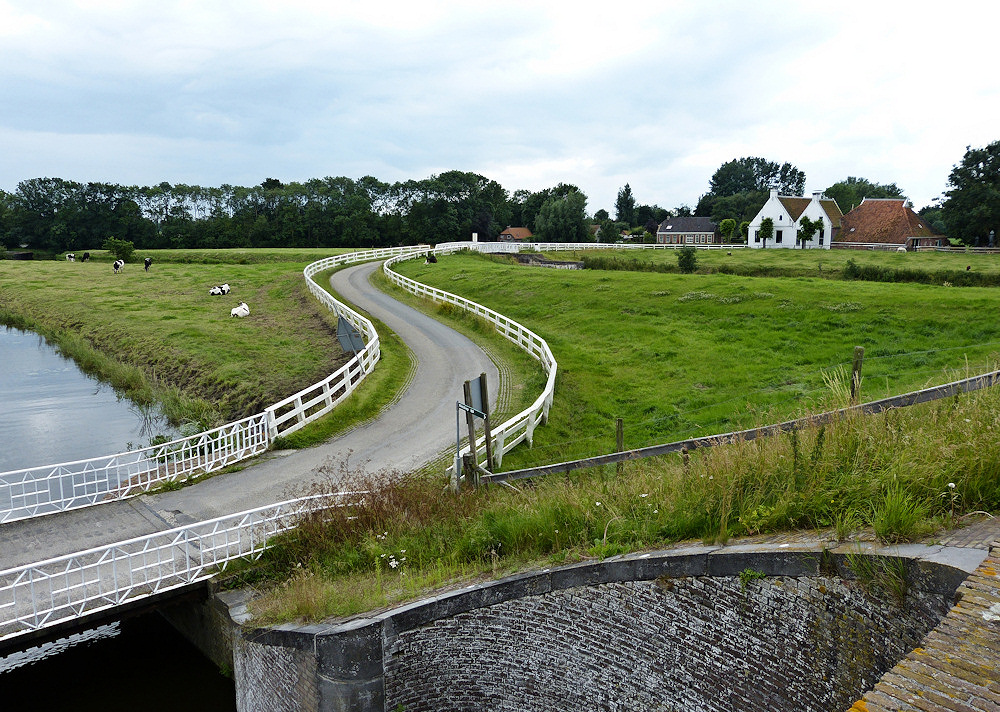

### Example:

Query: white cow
xmin=896 ymin=246 xmax=906 ymax=252
xmin=113 ymin=259 xmax=125 ymax=273
xmin=231 ymin=301 xmax=250 ymax=318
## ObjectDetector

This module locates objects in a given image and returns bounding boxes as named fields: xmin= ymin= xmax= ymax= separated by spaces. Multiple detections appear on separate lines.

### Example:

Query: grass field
xmin=0 ymin=251 xmax=359 ymax=431
xmin=393 ymin=250 xmax=1000 ymax=469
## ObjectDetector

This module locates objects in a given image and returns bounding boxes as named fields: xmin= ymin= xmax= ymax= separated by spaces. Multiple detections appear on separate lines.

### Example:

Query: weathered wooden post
xmin=479 ymin=373 xmax=495 ymax=473
xmin=851 ymin=346 xmax=865 ymax=403
xmin=463 ymin=380 xmax=480 ymax=488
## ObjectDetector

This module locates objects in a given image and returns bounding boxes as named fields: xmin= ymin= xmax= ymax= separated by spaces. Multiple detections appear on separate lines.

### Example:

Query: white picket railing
xmin=0 ymin=245 xmax=428 ymax=524
xmin=0 ymin=492 xmax=361 ymax=643
xmin=384 ymin=242 xmax=558 ymax=474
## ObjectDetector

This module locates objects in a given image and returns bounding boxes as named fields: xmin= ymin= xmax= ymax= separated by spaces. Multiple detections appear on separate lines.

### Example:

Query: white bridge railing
xmin=0 ymin=492 xmax=361 ymax=643
xmin=0 ymin=245 xmax=427 ymax=524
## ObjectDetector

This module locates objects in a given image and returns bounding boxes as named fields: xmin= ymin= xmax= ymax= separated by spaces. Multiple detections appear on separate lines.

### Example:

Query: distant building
xmin=655 ymin=217 xmax=719 ymax=245
xmin=834 ymin=198 xmax=944 ymax=250
xmin=747 ymin=189 xmax=843 ymax=249
xmin=499 ymin=226 xmax=534 ymax=242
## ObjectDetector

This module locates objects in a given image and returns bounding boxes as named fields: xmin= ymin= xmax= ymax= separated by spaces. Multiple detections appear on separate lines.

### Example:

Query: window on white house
xmin=819 ymin=229 xmax=824 ymax=244
xmin=754 ymin=231 xmax=760 ymax=242
xmin=776 ymin=230 xmax=783 ymax=243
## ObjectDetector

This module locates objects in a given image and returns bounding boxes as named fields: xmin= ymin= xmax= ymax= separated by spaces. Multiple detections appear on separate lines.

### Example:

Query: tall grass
xmin=225 ymin=380 xmax=1000 ymax=624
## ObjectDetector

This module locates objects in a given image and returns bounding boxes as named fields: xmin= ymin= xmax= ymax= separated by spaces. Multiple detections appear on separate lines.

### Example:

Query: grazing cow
xmin=230 ymin=301 xmax=250 ymax=318
xmin=81 ymin=252 xmax=90 ymax=262
xmin=66 ymin=253 xmax=75 ymax=261
xmin=113 ymin=259 xmax=125 ymax=273
xmin=144 ymin=257 xmax=152 ymax=272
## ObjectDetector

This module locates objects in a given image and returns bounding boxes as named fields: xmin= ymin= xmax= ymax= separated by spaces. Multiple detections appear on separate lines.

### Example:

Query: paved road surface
xmin=0 ymin=261 xmax=499 ymax=569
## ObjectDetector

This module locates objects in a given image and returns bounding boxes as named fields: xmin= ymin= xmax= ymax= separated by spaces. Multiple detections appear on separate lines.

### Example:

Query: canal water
xmin=0 ymin=326 xmax=235 ymax=709
xmin=0 ymin=326 xmax=180 ymax=473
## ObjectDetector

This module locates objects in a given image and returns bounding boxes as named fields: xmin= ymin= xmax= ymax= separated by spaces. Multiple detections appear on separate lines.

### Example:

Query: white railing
xmin=384 ymin=242 xmax=558 ymax=474
xmin=0 ymin=492 xmax=361 ymax=643
xmin=0 ymin=245 xmax=428 ymax=524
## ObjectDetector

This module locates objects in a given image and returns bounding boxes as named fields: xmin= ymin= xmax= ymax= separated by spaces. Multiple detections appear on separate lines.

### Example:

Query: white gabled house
xmin=747 ymin=189 xmax=843 ymax=249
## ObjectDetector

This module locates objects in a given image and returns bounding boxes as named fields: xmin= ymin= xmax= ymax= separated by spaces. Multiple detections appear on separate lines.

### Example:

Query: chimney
xmin=812 ymin=191 xmax=824 ymax=201
xmin=770 ymin=188 xmax=778 ymax=199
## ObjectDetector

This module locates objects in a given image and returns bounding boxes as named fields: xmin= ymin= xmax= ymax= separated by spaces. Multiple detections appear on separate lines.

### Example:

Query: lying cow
xmin=209 ymin=283 xmax=231 ymax=296
xmin=113 ymin=259 xmax=125 ymax=273
xmin=231 ymin=301 xmax=250 ymax=318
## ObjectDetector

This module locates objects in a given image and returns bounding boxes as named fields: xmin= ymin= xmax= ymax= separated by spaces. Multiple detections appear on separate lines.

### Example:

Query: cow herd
xmin=66 ymin=254 xmax=251 ymax=319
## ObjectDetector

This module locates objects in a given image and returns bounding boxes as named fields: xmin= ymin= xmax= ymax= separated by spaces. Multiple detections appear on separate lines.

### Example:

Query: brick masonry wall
xmin=222 ymin=546 xmax=980 ymax=712
xmin=383 ymin=576 xmax=950 ymax=712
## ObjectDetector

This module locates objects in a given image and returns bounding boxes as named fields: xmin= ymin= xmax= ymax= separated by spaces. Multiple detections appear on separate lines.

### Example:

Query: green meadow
xmin=0 ymin=250 xmax=362 ymax=430
xmin=393 ymin=250 xmax=1000 ymax=469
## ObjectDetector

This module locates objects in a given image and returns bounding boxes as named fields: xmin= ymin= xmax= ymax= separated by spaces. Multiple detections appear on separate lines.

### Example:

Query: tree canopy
xmin=615 ymin=183 xmax=636 ymax=225
xmin=941 ymin=141 xmax=1000 ymax=245
xmin=824 ymin=176 xmax=905 ymax=213
xmin=709 ymin=157 xmax=805 ymax=196
xmin=535 ymin=188 xmax=590 ymax=242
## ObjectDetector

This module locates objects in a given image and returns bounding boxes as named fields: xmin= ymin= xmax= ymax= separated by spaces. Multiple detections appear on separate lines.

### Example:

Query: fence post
xmin=851 ymin=346 xmax=865 ymax=403
xmin=463 ymin=380 xmax=479 ymax=488
xmin=616 ymin=418 xmax=624 ymax=476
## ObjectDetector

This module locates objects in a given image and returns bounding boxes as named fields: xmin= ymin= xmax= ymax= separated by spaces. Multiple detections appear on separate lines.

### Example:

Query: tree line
xmin=0 ymin=172 xmax=605 ymax=254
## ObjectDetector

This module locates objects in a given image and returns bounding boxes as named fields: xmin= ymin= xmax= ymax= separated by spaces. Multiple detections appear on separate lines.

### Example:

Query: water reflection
xmin=0 ymin=326 xmax=180 ymax=473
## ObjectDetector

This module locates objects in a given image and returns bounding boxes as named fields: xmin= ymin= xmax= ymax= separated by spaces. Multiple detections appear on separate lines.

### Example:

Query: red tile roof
xmin=838 ymin=199 xmax=940 ymax=245
xmin=500 ymin=226 xmax=533 ymax=241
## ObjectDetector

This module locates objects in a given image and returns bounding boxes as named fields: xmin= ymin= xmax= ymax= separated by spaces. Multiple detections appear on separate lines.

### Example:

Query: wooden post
xmin=479 ymin=372 xmax=494 ymax=473
xmin=616 ymin=418 xmax=624 ymax=475
xmin=850 ymin=346 xmax=865 ymax=403
xmin=463 ymin=380 xmax=479 ymax=487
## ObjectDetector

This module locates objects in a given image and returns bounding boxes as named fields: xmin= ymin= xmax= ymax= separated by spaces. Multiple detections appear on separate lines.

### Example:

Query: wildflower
xmin=596 ymin=501 xmax=602 ymax=506
xmin=948 ymin=482 xmax=956 ymax=489
xmin=640 ymin=493 xmax=649 ymax=498
xmin=389 ymin=559 xmax=399 ymax=569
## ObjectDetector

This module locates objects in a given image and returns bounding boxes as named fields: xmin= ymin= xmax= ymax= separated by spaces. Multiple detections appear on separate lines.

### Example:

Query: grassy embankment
xmin=224 ymin=249 xmax=1000 ymax=624
xmin=0 ymin=249 xmax=409 ymax=447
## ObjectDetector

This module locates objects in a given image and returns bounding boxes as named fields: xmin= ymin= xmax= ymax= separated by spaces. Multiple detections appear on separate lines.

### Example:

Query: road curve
xmin=0 ymin=260 xmax=499 ymax=568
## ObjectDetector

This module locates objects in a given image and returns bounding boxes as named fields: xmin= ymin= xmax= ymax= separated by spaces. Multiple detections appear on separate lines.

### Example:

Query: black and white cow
xmin=144 ymin=257 xmax=152 ymax=272
xmin=113 ymin=259 xmax=125 ymax=274
xmin=66 ymin=253 xmax=75 ymax=262
xmin=81 ymin=252 xmax=90 ymax=262
xmin=209 ymin=283 xmax=231 ymax=296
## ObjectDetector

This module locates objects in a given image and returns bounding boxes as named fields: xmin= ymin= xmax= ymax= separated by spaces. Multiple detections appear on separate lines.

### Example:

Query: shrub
xmin=102 ymin=237 xmax=135 ymax=262
xmin=677 ymin=246 xmax=698 ymax=273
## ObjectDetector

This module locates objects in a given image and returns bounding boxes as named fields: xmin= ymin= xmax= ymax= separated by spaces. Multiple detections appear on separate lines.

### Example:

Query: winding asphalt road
xmin=0 ymin=261 xmax=499 ymax=569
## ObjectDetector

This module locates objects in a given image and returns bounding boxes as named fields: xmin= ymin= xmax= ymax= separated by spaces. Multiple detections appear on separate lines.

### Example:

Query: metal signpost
xmin=453 ymin=373 xmax=493 ymax=490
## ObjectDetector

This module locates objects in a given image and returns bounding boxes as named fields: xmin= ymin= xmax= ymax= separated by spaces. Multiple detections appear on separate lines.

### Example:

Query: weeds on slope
xmin=220 ymin=373 xmax=1000 ymax=625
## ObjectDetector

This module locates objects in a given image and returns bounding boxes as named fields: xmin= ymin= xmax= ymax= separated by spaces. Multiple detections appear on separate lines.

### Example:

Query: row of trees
xmin=0 ymin=172 xmax=599 ymax=253
xmin=4 ymin=142 xmax=997 ymax=252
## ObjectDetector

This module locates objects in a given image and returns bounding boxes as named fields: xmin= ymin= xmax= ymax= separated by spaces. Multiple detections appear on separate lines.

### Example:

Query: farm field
xmin=393 ymin=250 xmax=1000 ymax=470
xmin=0 ymin=251 xmax=355 ymax=430
xmin=550 ymin=245 xmax=1000 ymax=284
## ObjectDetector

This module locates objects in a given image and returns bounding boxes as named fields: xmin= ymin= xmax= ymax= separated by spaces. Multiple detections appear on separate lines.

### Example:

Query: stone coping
xmin=226 ymin=540 xmax=988 ymax=646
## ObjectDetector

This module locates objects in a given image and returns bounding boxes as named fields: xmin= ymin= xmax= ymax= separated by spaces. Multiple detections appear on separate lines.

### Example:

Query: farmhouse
xmin=747 ymin=189 xmax=843 ymax=250
xmin=655 ymin=216 xmax=720 ymax=245
xmin=834 ymin=198 xmax=944 ymax=250
xmin=499 ymin=226 xmax=534 ymax=242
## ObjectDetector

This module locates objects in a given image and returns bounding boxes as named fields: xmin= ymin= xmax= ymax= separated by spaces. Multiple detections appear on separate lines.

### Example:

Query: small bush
xmin=677 ymin=246 xmax=698 ymax=273
xmin=102 ymin=237 xmax=135 ymax=262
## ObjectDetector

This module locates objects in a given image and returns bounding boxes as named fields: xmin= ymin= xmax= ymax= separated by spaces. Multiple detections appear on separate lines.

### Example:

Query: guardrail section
xmin=0 ymin=492 xmax=358 ymax=643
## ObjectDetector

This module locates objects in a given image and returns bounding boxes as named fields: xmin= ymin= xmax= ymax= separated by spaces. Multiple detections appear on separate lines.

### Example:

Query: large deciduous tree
xmin=941 ymin=141 xmax=1000 ymax=245
xmin=535 ymin=188 xmax=590 ymax=242
xmin=709 ymin=157 xmax=805 ymax=196
xmin=824 ymin=176 xmax=905 ymax=213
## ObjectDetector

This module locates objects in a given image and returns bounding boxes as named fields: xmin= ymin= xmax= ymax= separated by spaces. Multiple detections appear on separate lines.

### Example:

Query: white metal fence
xmin=0 ymin=492 xmax=360 ymax=643
xmin=0 ymin=245 xmax=427 ymax=524
xmin=384 ymin=242 xmax=558 ymax=474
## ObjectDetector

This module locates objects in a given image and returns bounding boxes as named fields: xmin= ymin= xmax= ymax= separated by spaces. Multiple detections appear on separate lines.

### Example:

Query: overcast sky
xmin=2 ymin=1 xmax=997 ymax=214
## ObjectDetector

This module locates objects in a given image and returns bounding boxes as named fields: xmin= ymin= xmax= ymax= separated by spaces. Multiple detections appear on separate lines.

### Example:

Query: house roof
xmin=777 ymin=197 xmax=811 ymax=221
xmin=838 ymin=199 xmax=940 ymax=245
xmin=657 ymin=216 xmax=717 ymax=233
xmin=499 ymin=226 xmax=533 ymax=240
xmin=818 ymin=199 xmax=843 ymax=228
